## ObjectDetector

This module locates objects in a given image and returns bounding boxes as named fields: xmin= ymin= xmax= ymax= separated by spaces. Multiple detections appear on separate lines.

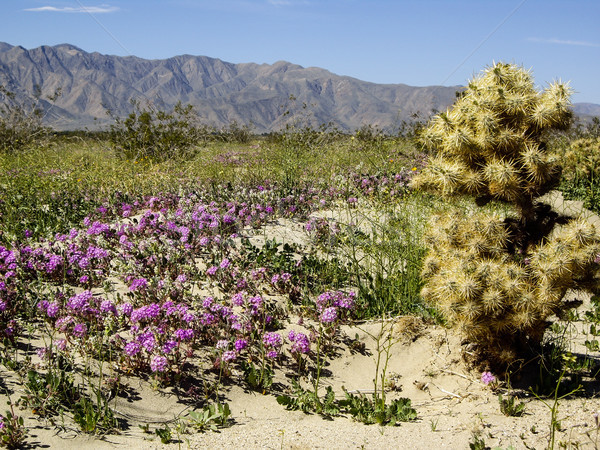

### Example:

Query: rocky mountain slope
xmin=0 ymin=42 xmax=597 ymax=132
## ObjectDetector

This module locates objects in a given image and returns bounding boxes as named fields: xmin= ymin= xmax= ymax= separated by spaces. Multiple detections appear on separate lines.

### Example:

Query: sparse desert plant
xmin=0 ymin=405 xmax=27 ymax=449
xmin=498 ymin=393 xmax=526 ymax=417
xmin=557 ymin=136 xmax=600 ymax=213
xmin=412 ymin=62 xmax=600 ymax=368
xmin=0 ymin=85 xmax=52 ymax=154
xmin=108 ymin=99 xmax=207 ymax=161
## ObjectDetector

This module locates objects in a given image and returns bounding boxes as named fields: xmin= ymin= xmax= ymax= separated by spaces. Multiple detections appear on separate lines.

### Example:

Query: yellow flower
xmin=412 ymin=167 xmax=417 ymax=171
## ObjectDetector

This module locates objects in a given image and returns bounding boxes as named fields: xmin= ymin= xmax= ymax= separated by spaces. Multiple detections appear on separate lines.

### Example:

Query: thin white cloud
xmin=24 ymin=5 xmax=119 ymax=13
xmin=528 ymin=37 xmax=600 ymax=48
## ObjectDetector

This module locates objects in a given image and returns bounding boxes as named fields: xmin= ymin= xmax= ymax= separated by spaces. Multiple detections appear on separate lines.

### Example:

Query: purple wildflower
xmin=222 ymin=350 xmax=237 ymax=362
xmin=262 ymin=332 xmax=282 ymax=349
xmin=150 ymin=355 xmax=168 ymax=373
xmin=289 ymin=331 xmax=310 ymax=354
xmin=234 ymin=339 xmax=248 ymax=352
xmin=481 ymin=371 xmax=496 ymax=385
xmin=320 ymin=307 xmax=338 ymax=324
xmin=100 ymin=300 xmax=117 ymax=314
xmin=47 ymin=302 xmax=60 ymax=318
xmin=231 ymin=292 xmax=245 ymax=306
xmin=162 ymin=340 xmax=178 ymax=354
xmin=124 ymin=341 xmax=141 ymax=357
xmin=72 ymin=323 xmax=87 ymax=337
xmin=176 ymin=274 xmax=187 ymax=284
xmin=120 ymin=303 xmax=133 ymax=316
xmin=129 ymin=277 xmax=148 ymax=291
xmin=174 ymin=328 xmax=194 ymax=341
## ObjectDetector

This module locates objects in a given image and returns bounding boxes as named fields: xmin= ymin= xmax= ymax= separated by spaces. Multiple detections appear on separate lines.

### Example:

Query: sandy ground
xmin=8 ymin=317 xmax=599 ymax=450
xmin=2 ymin=191 xmax=600 ymax=449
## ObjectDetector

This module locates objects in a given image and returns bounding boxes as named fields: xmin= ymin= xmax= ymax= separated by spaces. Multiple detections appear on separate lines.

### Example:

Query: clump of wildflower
xmin=263 ymin=332 xmax=282 ymax=359
xmin=320 ymin=306 xmax=338 ymax=324
xmin=129 ymin=277 xmax=148 ymax=291
xmin=222 ymin=350 xmax=237 ymax=363
xmin=481 ymin=371 xmax=496 ymax=385
xmin=72 ymin=323 xmax=87 ymax=338
xmin=234 ymin=339 xmax=248 ymax=352
xmin=150 ymin=355 xmax=168 ymax=373
xmin=231 ymin=292 xmax=245 ymax=306
xmin=46 ymin=302 xmax=60 ymax=318
xmin=124 ymin=341 xmax=141 ymax=357
xmin=315 ymin=290 xmax=356 ymax=323
xmin=288 ymin=330 xmax=310 ymax=355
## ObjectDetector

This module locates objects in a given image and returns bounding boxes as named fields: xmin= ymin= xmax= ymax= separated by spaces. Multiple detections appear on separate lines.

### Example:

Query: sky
xmin=1 ymin=0 xmax=599 ymax=104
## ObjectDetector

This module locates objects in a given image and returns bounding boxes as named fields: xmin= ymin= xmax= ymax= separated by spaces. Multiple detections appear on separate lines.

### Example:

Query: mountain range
xmin=0 ymin=42 xmax=598 ymax=132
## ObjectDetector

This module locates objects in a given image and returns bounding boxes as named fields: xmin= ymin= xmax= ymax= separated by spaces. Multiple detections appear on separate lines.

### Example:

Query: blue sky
xmin=2 ymin=0 xmax=599 ymax=103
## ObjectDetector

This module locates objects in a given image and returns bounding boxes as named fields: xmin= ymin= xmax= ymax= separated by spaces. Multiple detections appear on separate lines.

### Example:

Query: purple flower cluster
xmin=481 ymin=371 xmax=496 ymax=385
xmin=150 ymin=355 xmax=168 ymax=372
xmin=1 ymin=172 xmax=383 ymax=383
xmin=288 ymin=330 xmax=310 ymax=355
xmin=263 ymin=332 xmax=282 ymax=359
xmin=315 ymin=290 xmax=356 ymax=324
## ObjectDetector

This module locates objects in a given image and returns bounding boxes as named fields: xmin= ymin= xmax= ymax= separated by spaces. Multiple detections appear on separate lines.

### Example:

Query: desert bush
xmin=108 ymin=100 xmax=208 ymax=161
xmin=558 ymin=137 xmax=600 ymax=182
xmin=557 ymin=136 xmax=600 ymax=213
xmin=218 ymin=120 xmax=254 ymax=144
xmin=0 ymin=85 xmax=50 ymax=154
xmin=412 ymin=62 xmax=600 ymax=368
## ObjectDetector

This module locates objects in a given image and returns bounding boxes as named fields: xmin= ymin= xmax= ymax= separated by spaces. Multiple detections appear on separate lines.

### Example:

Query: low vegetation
xmin=0 ymin=62 xmax=599 ymax=448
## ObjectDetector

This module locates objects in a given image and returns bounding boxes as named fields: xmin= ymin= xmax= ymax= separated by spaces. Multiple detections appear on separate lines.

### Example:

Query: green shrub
xmin=557 ymin=136 xmax=600 ymax=213
xmin=108 ymin=100 xmax=207 ymax=162
xmin=412 ymin=62 xmax=600 ymax=368
xmin=0 ymin=85 xmax=50 ymax=154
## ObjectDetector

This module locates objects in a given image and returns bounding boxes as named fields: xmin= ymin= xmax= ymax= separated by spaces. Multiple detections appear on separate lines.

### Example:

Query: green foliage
xmin=277 ymin=377 xmax=417 ymax=425
xmin=267 ymin=95 xmax=343 ymax=154
xmin=108 ymin=100 xmax=206 ymax=162
xmin=240 ymin=361 xmax=273 ymax=392
xmin=72 ymin=392 xmax=117 ymax=434
xmin=530 ymin=362 xmax=583 ymax=449
xmin=276 ymin=380 xmax=340 ymax=418
xmin=0 ymin=408 xmax=27 ymax=449
xmin=338 ymin=389 xmax=417 ymax=426
xmin=154 ymin=425 xmax=172 ymax=444
xmin=218 ymin=120 xmax=254 ymax=144
xmin=413 ymin=62 xmax=600 ymax=368
xmin=469 ymin=432 xmax=488 ymax=450
xmin=240 ymin=238 xmax=351 ymax=297
xmin=0 ymin=85 xmax=51 ymax=154
xmin=557 ymin=136 xmax=600 ymax=214
xmin=19 ymin=368 xmax=80 ymax=417
xmin=498 ymin=393 xmax=526 ymax=417
xmin=186 ymin=403 xmax=232 ymax=432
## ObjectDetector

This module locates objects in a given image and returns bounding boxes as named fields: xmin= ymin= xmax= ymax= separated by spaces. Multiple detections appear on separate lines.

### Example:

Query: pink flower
xmin=320 ymin=307 xmax=338 ymax=324
xmin=481 ymin=371 xmax=496 ymax=385
xmin=150 ymin=355 xmax=168 ymax=372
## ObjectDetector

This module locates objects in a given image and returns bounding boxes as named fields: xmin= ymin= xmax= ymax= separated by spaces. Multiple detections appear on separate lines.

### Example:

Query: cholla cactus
xmin=413 ymin=62 xmax=600 ymax=367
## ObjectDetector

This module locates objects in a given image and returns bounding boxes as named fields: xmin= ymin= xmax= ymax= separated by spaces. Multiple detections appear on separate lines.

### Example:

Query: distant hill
xmin=0 ymin=42 xmax=597 ymax=132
